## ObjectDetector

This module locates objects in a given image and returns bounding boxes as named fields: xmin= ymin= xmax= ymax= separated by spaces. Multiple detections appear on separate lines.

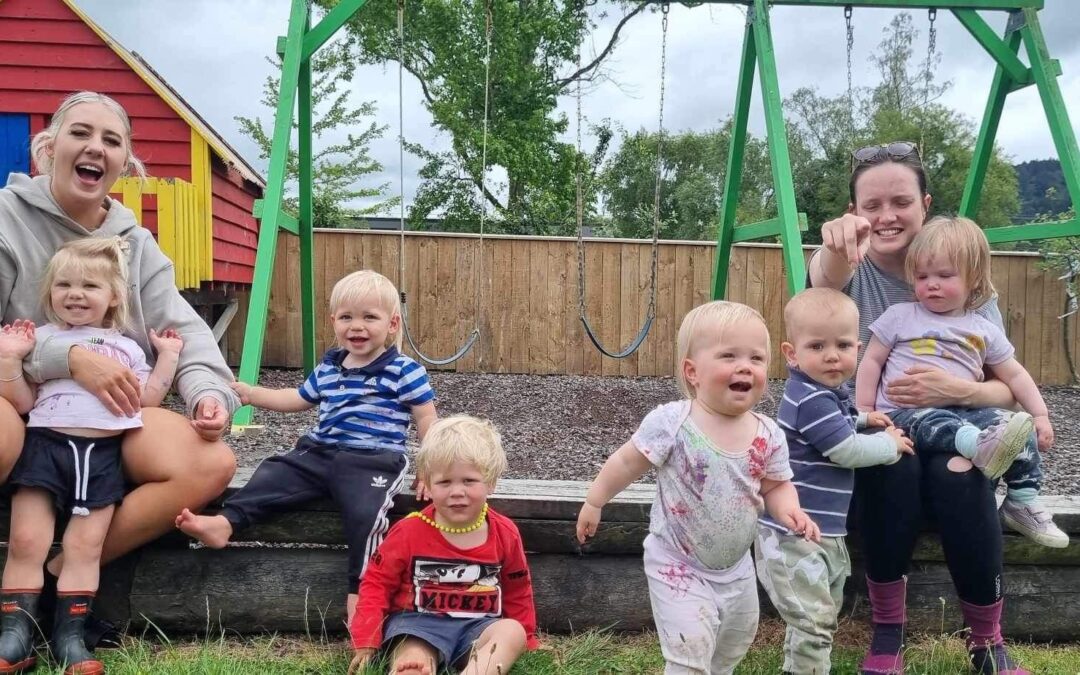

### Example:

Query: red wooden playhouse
xmin=0 ymin=0 xmax=264 ymax=330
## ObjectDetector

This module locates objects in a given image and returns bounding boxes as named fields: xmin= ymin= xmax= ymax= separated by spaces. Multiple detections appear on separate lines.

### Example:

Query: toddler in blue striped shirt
xmin=756 ymin=288 xmax=911 ymax=675
xmin=176 ymin=270 xmax=437 ymax=624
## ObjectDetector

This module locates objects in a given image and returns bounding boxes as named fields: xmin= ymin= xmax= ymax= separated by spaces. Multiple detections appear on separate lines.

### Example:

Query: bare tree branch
xmin=462 ymin=149 xmax=506 ymax=211
xmin=556 ymin=2 xmax=649 ymax=89
xmin=401 ymin=59 xmax=437 ymax=107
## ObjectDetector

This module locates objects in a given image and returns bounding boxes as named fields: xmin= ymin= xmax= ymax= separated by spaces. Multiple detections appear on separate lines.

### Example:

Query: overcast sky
xmin=74 ymin=0 xmax=1079 ymax=211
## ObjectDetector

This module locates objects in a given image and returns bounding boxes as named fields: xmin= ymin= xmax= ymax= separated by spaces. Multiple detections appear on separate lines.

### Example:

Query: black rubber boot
xmin=51 ymin=593 xmax=103 ymax=675
xmin=0 ymin=590 xmax=40 ymax=673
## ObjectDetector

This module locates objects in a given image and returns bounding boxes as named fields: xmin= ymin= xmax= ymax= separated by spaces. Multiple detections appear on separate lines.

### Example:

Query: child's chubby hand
xmin=865 ymin=411 xmax=894 ymax=428
xmin=0 ymin=320 xmax=36 ymax=361
xmin=149 ymin=328 xmax=184 ymax=356
xmin=412 ymin=477 xmax=430 ymax=502
xmin=1034 ymin=415 xmax=1054 ymax=452
xmin=782 ymin=509 xmax=821 ymax=543
xmin=576 ymin=502 xmax=603 ymax=545
xmin=229 ymin=381 xmax=253 ymax=405
xmin=348 ymin=648 xmax=376 ymax=674
xmin=885 ymin=426 xmax=915 ymax=455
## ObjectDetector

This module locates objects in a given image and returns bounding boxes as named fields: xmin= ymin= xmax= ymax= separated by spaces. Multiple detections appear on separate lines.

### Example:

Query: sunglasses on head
xmin=850 ymin=141 xmax=920 ymax=172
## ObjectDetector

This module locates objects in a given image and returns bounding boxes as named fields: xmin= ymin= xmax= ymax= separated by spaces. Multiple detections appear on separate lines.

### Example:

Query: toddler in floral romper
xmin=577 ymin=301 xmax=819 ymax=674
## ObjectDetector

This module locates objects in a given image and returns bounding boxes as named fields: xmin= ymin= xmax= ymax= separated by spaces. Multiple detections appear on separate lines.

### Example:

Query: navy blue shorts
xmin=382 ymin=611 xmax=499 ymax=669
xmin=9 ymin=428 xmax=124 ymax=514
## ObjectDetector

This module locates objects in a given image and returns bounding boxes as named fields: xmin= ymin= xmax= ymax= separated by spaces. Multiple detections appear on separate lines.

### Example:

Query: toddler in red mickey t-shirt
xmin=349 ymin=416 xmax=538 ymax=675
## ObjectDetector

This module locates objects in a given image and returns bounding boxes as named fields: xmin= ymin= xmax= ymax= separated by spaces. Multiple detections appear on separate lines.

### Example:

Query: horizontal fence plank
xmin=226 ymin=232 xmax=1079 ymax=385
xmin=107 ymin=548 xmax=1080 ymax=641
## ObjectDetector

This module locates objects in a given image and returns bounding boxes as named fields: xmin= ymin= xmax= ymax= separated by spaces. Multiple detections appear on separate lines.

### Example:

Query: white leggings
xmin=644 ymin=536 xmax=759 ymax=675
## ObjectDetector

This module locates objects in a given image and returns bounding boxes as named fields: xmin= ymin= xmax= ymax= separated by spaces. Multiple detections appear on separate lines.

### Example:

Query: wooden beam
xmin=14 ymin=474 xmax=1076 ymax=640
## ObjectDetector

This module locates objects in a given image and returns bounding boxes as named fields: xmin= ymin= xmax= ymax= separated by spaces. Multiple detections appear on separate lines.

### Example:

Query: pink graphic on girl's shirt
xmin=78 ymin=340 xmax=136 ymax=368
xmin=669 ymin=502 xmax=690 ymax=518
xmin=680 ymin=453 xmax=710 ymax=499
xmin=747 ymin=435 xmax=768 ymax=479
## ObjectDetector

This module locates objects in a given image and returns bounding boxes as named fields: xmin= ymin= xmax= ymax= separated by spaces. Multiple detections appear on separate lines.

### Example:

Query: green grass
xmin=24 ymin=625 xmax=1080 ymax=674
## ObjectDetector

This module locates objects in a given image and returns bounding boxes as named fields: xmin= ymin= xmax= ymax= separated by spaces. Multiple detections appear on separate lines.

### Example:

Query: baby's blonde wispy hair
xmin=905 ymin=215 xmax=995 ymax=311
xmin=675 ymin=300 xmax=769 ymax=399
xmin=328 ymin=270 xmax=402 ymax=349
xmin=41 ymin=237 xmax=131 ymax=331
xmin=784 ymin=288 xmax=859 ymax=341
xmin=416 ymin=415 xmax=507 ymax=487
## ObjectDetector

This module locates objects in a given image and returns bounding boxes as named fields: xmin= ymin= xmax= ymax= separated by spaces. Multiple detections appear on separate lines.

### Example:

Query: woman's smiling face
xmin=46 ymin=101 xmax=129 ymax=214
xmin=851 ymin=162 xmax=931 ymax=265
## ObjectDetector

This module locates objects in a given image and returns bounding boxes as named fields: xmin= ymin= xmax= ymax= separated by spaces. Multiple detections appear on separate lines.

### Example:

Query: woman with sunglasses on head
xmin=808 ymin=142 xmax=1053 ymax=675
xmin=0 ymin=91 xmax=238 ymax=644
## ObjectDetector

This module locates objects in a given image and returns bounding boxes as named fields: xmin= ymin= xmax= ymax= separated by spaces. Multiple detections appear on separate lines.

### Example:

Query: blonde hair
xmin=328 ymin=270 xmax=402 ymax=350
xmin=415 ymin=415 xmax=507 ymax=486
xmin=30 ymin=91 xmax=147 ymax=180
xmin=41 ymin=237 xmax=131 ymax=331
xmin=784 ymin=288 xmax=858 ymax=340
xmin=905 ymin=215 xmax=995 ymax=311
xmin=675 ymin=301 xmax=769 ymax=399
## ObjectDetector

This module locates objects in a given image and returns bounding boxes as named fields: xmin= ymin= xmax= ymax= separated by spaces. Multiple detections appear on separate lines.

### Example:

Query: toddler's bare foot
xmin=175 ymin=509 xmax=233 ymax=548
xmin=394 ymin=660 xmax=433 ymax=675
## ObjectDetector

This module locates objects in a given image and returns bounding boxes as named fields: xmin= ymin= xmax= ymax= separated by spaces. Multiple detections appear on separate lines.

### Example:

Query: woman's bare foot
xmin=394 ymin=659 xmax=433 ymax=675
xmin=174 ymin=508 xmax=233 ymax=548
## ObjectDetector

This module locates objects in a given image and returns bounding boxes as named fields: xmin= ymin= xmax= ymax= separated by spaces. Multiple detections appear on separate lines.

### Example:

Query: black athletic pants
xmin=221 ymin=436 xmax=408 ymax=592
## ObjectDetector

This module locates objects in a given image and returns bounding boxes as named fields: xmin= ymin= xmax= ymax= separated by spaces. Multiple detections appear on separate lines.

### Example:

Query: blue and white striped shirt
xmin=298 ymin=346 xmax=434 ymax=452
xmin=760 ymin=368 xmax=863 ymax=537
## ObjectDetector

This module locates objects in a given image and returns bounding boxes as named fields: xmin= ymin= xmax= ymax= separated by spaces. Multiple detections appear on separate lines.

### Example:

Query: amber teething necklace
xmin=408 ymin=503 xmax=489 ymax=534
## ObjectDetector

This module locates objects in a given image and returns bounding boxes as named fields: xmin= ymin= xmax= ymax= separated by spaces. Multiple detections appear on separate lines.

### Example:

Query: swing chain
xmin=575 ymin=46 xmax=586 ymax=320
xmin=648 ymin=2 xmax=670 ymax=320
xmin=925 ymin=8 xmax=937 ymax=101
xmin=393 ymin=0 xmax=481 ymax=366
xmin=475 ymin=0 xmax=493 ymax=359
xmin=921 ymin=8 xmax=937 ymax=157
xmin=845 ymin=5 xmax=854 ymax=143
xmin=573 ymin=2 xmax=665 ymax=359
xmin=397 ymin=0 xmax=406 ymax=290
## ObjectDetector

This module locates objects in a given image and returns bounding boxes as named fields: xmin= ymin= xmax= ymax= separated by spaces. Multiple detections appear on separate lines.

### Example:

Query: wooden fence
xmin=224 ymin=230 xmax=1080 ymax=385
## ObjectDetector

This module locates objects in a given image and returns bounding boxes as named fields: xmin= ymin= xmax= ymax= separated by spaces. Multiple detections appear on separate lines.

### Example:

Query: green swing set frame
xmin=232 ymin=0 xmax=1080 ymax=428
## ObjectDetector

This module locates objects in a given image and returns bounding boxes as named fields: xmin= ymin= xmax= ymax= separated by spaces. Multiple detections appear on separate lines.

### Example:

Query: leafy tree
xmin=598 ymin=121 xmax=779 ymax=241
xmin=785 ymin=13 xmax=1019 ymax=240
xmin=236 ymin=43 xmax=398 ymax=228
xmin=596 ymin=12 xmax=1019 ymax=245
xmin=315 ymin=0 xmax=649 ymax=234
xmin=1016 ymin=159 xmax=1072 ymax=221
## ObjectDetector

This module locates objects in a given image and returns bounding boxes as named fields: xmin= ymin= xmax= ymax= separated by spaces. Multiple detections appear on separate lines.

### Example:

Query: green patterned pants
xmin=754 ymin=526 xmax=851 ymax=674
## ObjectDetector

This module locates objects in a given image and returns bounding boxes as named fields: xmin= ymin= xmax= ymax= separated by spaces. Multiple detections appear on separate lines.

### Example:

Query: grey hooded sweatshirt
xmin=0 ymin=173 xmax=239 ymax=417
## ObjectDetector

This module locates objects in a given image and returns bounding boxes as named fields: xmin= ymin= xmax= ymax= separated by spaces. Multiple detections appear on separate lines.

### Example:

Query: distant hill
xmin=1015 ymin=159 xmax=1072 ymax=221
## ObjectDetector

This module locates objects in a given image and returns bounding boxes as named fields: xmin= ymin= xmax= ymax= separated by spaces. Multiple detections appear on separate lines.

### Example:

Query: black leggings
xmin=854 ymin=452 xmax=1003 ymax=606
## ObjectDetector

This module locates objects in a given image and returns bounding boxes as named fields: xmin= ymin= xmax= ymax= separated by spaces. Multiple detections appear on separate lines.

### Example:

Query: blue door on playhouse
xmin=0 ymin=113 xmax=30 ymax=182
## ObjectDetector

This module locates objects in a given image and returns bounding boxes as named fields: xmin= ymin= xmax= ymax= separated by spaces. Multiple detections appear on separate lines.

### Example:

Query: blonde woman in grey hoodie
xmin=0 ymin=92 xmax=239 ymax=643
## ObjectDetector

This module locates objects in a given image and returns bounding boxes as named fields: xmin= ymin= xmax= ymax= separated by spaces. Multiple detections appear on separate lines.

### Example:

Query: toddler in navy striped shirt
xmin=756 ymin=288 xmax=911 ymax=675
